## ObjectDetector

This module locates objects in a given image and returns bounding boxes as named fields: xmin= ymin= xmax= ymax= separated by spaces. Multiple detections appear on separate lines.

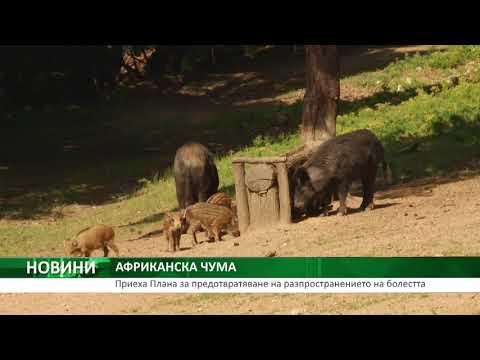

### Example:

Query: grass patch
xmin=347 ymin=45 xmax=480 ymax=92
xmin=337 ymin=82 xmax=480 ymax=181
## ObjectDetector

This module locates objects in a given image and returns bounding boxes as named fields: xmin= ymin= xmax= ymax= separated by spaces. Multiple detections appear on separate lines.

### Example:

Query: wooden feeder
xmin=232 ymin=148 xmax=317 ymax=234
xmin=232 ymin=156 xmax=292 ymax=234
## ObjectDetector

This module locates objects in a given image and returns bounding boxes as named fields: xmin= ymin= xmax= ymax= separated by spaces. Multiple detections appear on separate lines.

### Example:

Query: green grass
xmin=338 ymin=82 xmax=480 ymax=180
xmin=347 ymin=45 xmax=480 ymax=92
xmin=2 ymin=45 xmax=480 ymax=256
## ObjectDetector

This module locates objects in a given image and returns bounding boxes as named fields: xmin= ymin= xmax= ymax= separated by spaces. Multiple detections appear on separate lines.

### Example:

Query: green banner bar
xmin=2 ymin=257 xmax=480 ymax=278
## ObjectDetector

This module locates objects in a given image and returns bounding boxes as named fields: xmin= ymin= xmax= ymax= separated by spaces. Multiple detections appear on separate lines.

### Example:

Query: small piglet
xmin=163 ymin=211 xmax=187 ymax=252
xmin=64 ymin=224 xmax=119 ymax=257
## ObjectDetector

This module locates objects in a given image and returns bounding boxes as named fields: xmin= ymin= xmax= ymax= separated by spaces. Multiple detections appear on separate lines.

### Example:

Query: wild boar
xmin=64 ymin=224 xmax=119 ymax=257
xmin=184 ymin=202 xmax=240 ymax=244
xmin=207 ymin=192 xmax=234 ymax=209
xmin=291 ymin=129 xmax=392 ymax=217
xmin=163 ymin=211 xmax=187 ymax=252
xmin=173 ymin=142 xmax=219 ymax=209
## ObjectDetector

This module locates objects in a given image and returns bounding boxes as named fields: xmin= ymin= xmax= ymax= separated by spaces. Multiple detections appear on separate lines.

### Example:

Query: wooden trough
xmin=232 ymin=147 xmax=316 ymax=234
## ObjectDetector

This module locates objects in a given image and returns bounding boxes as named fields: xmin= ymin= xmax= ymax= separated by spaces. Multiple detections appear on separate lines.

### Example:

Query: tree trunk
xmin=301 ymin=45 xmax=340 ymax=148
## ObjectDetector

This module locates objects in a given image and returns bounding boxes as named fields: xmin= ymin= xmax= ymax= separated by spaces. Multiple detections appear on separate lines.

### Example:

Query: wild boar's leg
xmin=175 ymin=176 xmax=186 ymax=209
xmin=213 ymin=227 xmax=222 ymax=242
xmin=109 ymin=242 xmax=120 ymax=256
xmin=171 ymin=232 xmax=176 ymax=252
xmin=360 ymin=168 xmax=377 ymax=211
xmin=175 ymin=231 xmax=181 ymax=251
xmin=214 ymin=221 xmax=225 ymax=241
xmin=190 ymin=229 xmax=199 ymax=246
xmin=167 ymin=232 xmax=175 ymax=252
xmin=103 ymin=246 xmax=109 ymax=257
xmin=337 ymin=180 xmax=351 ymax=216
xmin=205 ymin=227 xmax=215 ymax=241
xmin=191 ymin=182 xmax=200 ymax=205
xmin=319 ymin=193 xmax=332 ymax=217
xmin=204 ymin=224 xmax=218 ymax=242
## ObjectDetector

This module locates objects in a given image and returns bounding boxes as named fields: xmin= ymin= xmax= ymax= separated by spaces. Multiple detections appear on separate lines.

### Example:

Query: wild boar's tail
xmin=382 ymin=160 xmax=393 ymax=187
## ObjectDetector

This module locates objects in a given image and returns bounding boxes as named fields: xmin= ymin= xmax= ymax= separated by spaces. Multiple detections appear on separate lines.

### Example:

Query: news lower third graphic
xmin=1 ymin=257 xmax=480 ymax=293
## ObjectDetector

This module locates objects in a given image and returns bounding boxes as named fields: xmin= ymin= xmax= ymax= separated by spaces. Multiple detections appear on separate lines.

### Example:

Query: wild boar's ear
xmin=294 ymin=167 xmax=310 ymax=186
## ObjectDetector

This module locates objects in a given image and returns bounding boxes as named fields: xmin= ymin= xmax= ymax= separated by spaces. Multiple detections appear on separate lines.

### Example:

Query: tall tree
xmin=301 ymin=45 xmax=340 ymax=147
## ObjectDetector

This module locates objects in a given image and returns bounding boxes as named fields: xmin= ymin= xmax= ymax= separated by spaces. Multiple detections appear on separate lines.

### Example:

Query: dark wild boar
xmin=174 ymin=142 xmax=219 ymax=209
xmin=291 ymin=129 xmax=392 ymax=217
xmin=64 ymin=224 xmax=119 ymax=257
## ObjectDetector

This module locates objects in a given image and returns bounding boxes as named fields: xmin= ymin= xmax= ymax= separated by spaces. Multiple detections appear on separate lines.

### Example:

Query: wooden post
xmin=276 ymin=162 xmax=292 ymax=225
xmin=233 ymin=163 xmax=250 ymax=234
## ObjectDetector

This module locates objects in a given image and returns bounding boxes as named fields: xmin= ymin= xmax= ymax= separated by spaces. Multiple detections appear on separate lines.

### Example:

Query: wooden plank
xmin=232 ymin=156 xmax=287 ymax=164
xmin=276 ymin=162 xmax=292 ymax=224
xmin=248 ymin=188 xmax=279 ymax=229
xmin=232 ymin=163 xmax=250 ymax=234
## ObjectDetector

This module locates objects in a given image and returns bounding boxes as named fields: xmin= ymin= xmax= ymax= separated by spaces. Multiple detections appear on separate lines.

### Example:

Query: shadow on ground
xmin=0 ymin=45 xmax=458 ymax=221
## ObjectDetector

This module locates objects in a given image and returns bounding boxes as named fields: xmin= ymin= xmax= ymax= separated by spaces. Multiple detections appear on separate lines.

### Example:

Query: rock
xmin=266 ymin=250 xmax=277 ymax=257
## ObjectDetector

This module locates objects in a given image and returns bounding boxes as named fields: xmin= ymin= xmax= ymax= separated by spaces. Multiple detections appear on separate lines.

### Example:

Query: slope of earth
xmin=2 ymin=170 xmax=480 ymax=314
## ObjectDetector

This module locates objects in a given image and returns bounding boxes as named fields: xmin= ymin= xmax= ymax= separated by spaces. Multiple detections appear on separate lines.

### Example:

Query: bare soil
xmin=2 ymin=172 xmax=480 ymax=314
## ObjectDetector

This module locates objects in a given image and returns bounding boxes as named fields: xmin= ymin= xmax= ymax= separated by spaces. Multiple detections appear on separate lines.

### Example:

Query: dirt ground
xmin=2 ymin=171 xmax=480 ymax=314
